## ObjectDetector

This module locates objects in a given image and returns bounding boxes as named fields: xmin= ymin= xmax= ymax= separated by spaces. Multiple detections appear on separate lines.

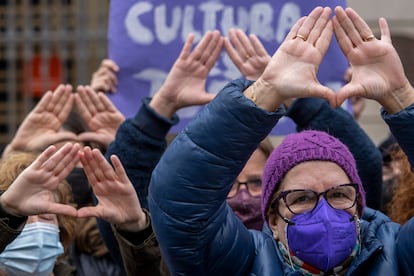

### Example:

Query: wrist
xmin=0 ymin=195 xmax=23 ymax=218
xmin=282 ymin=98 xmax=296 ymax=110
xmin=114 ymin=209 xmax=149 ymax=232
xmin=149 ymin=92 xmax=177 ymax=119
xmin=244 ymin=78 xmax=284 ymax=112
xmin=381 ymin=83 xmax=414 ymax=114
xmin=2 ymin=143 xmax=19 ymax=157
xmin=0 ymin=200 xmax=27 ymax=229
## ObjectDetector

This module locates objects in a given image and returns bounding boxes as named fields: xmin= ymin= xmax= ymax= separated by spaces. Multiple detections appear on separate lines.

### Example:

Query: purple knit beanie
xmin=261 ymin=130 xmax=365 ymax=220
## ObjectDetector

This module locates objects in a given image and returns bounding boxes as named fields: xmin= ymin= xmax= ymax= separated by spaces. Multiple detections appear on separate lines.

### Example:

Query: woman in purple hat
xmin=148 ymin=6 xmax=414 ymax=275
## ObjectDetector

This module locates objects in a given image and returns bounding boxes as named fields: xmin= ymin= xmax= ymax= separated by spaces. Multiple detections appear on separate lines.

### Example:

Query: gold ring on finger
xmin=294 ymin=34 xmax=307 ymax=41
xmin=364 ymin=34 xmax=375 ymax=42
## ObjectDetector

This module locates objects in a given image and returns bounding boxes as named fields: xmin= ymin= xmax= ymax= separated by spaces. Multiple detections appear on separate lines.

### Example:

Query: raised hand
xmin=0 ymin=143 xmax=80 ymax=217
xmin=244 ymin=7 xmax=337 ymax=112
xmin=224 ymin=28 xmax=271 ymax=80
xmin=77 ymin=147 xmax=147 ymax=232
xmin=149 ymin=30 xmax=224 ymax=118
xmin=3 ymin=84 xmax=77 ymax=156
xmin=90 ymin=59 xmax=119 ymax=93
xmin=333 ymin=6 xmax=414 ymax=113
xmin=75 ymin=85 xmax=125 ymax=149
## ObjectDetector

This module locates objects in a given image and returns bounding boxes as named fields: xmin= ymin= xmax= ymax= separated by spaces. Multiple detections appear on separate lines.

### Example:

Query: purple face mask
xmin=227 ymin=189 xmax=263 ymax=230
xmin=286 ymin=199 xmax=358 ymax=272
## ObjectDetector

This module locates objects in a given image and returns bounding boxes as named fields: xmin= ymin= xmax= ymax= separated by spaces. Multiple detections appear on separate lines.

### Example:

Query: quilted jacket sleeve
xmin=397 ymin=216 xmax=414 ymax=275
xmin=149 ymin=79 xmax=284 ymax=275
xmin=383 ymin=103 xmax=414 ymax=275
xmin=382 ymin=102 xmax=414 ymax=168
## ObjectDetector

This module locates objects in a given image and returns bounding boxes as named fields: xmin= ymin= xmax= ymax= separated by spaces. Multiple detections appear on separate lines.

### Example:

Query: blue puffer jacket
xmin=149 ymin=79 xmax=413 ymax=275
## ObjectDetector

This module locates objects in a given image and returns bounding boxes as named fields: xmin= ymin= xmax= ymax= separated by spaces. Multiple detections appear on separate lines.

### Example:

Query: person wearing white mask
xmin=0 ymin=218 xmax=64 ymax=276
xmin=0 ymin=144 xmax=80 ymax=275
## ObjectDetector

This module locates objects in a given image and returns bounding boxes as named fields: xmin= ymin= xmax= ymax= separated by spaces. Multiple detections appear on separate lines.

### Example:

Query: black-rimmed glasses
xmin=228 ymin=178 xmax=262 ymax=197
xmin=271 ymin=183 xmax=359 ymax=217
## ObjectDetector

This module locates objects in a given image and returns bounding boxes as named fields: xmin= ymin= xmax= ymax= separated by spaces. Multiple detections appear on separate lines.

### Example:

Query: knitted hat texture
xmin=261 ymin=130 xmax=365 ymax=219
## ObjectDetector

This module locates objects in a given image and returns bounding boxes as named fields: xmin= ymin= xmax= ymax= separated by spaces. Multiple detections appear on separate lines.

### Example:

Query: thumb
xmin=197 ymin=92 xmax=216 ymax=105
xmin=77 ymin=206 xmax=101 ymax=218
xmin=310 ymin=83 xmax=337 ymax=107
xmin=46 ymin=132 xmax=79 ymax=145
xmin=78 ymin=132 xmax=112 ymax=148
xmin=48 ymin=203 xmax=78 ymax=217
xmin=336 ymin=83 xmax=361 ymax=108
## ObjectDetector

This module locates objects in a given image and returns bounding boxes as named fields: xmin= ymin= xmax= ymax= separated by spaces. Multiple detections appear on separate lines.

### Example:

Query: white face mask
xmin=0 ymin=221 xmax=64 ymax=276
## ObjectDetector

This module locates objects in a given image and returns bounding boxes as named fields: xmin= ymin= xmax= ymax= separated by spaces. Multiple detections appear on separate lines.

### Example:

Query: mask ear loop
xmin=351 ymin=214 xmax=362 ymax=254
xmin=271 ymin=200 xmax=296 ymax=269
xmin=283 ymin=222 xmax=295 ymax=270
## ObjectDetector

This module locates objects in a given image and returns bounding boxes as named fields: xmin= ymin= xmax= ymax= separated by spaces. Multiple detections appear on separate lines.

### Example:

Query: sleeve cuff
xmin=286 ymin=98 xmax=326 ymax=127
xmin=0 ymin=197 xmax=27 ymax=230
xmin=131 ymin=97 xmax=179 ymax=140
xmin=113 ymin=209 xmax=154 ymax=246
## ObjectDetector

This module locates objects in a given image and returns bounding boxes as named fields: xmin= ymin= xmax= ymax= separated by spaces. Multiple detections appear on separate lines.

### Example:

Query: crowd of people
xmin=0 ymin=5 xmax=414 ymax=276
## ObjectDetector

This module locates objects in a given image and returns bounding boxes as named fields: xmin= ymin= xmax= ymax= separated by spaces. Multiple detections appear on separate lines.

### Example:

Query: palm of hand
xmin=336 ymin=41 xmax=409 ymax=107
xmin=20 ymin=189 xmax=57 ymax=215
xmin=90 ymin=113 xmax=122 ymax=131
xmin=76 ymin=149 xmax=144 ymax=226
xmin=261 ymin=41 xmax=324 ymax=101
xmin=5 ymin=164 xmax=67 ymax=216
xmin=242 ymin=55 xmax=271 ymax=80
xmin=78 ymin=166 xmax=142 ymax=226
xmin=94 ymin=190 xmax=141 ymax=226
xmin=86 ymin=111 xmax=124 ymax=140
xmin=160 ymin=60 xmax=211 ymax=109
xmin=7 ymin=175 xmax=56 ymax=215
xmin=12 ymin=110 xmax=76 ymax=152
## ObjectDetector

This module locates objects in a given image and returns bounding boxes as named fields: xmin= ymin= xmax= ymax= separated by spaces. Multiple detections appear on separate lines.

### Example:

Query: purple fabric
xmin=227 ymin=189 xmax=263 ymax=231
xmin=287 ymin=199 xmax=358 ymax=271
xmin=107 ymin=0 xmax=349 ymax=135
xmin=261 ymin=130 xmax=365 ymax=218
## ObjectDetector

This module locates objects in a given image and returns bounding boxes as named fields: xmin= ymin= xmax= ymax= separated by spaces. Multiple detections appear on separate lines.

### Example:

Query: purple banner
xmin=108 ymin=0 xmax=349 ymax=135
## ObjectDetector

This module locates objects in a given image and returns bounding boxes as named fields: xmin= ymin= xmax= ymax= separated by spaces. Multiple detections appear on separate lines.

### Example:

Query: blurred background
xmin=0 ymin=0 xmax=413 ymax=146
xmin=0 ymin=0 xmax=109 ymax=145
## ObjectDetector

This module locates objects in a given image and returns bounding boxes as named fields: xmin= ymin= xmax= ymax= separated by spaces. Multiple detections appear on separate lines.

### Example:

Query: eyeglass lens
xmin=283 ymin=184 xmax=357 ymax=214
xmin=228 ymin=179 xmax=262 ymax=197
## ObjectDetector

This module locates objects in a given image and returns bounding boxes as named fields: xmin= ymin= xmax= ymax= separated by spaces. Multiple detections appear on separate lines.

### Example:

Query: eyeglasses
xmin=228 ymin=178 xmax=262 ymax=197
xmin=271 ymin=183 xmax=359 ymax=216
